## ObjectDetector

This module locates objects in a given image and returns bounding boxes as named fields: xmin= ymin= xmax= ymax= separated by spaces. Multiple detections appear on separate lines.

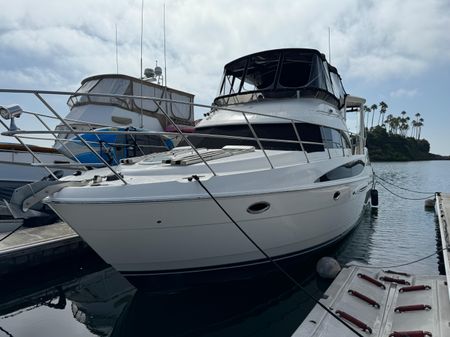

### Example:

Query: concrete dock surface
xmin=0 ymin=222 xmax=85 ymax=274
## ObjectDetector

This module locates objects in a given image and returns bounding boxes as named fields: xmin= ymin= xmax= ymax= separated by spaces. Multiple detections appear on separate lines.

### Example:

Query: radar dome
xmin=154 ymin=66 xmax=163 ymax=76
xmin=144 ymin=68 xmax=155 ymax=78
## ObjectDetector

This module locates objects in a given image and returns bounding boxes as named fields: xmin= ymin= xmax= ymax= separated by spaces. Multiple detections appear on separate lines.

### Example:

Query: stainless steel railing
xmin=0 ymin=88 xmax=362 ymax=184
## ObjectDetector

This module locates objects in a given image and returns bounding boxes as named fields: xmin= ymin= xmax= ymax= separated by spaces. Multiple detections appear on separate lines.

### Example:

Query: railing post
xmin=241 ymin=112 xmax=274 ymax=169
xmin=34 ymin=93 xmax=128 ymax=184
xmin=34 ymin=114 xmax=83 ymax=165
xmin=291 ymin=120 xmax=309 ymax=163
xmin=153 ymin=101 xmax=217 ymax=176
xmin=0 ymin=119 xmax=58 ymax=179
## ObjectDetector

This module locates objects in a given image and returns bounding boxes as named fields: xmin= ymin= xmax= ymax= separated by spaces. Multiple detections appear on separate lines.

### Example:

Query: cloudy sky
xmin=1 ymin=0 xmax=449 ymax=154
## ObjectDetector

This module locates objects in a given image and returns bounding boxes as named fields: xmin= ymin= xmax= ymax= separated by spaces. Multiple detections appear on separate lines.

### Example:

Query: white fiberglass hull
xmin=48 ymin=163 xmax=371 ymax=275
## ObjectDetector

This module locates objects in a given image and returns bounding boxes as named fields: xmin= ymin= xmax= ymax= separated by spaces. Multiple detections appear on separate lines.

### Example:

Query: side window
xmin=321 ymin=127 xmax=349 ymax=149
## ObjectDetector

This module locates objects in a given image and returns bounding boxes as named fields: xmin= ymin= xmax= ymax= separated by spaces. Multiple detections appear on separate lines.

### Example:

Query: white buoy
xmin=316 ymin=257 xmax=341 ymax=279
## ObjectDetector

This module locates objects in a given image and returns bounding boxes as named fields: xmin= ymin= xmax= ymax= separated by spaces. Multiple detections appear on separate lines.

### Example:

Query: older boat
xmin=41 ymin=48 xmax=372 ymax=281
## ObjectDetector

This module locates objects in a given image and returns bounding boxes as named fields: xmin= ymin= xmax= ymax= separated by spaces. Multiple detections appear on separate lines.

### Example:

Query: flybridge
xmin=214 ymin=48 xmax=347 ymax=107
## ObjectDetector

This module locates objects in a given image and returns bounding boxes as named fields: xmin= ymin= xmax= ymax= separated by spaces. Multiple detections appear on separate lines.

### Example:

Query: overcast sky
xmin=1 ymin=0 xmax=449 ymax=154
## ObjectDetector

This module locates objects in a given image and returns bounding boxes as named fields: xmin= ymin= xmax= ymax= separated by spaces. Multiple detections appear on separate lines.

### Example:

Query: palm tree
xmin=415 ymin=112 xmax=421 ymax=123
xmin=410 ymin=120 xmax=417 ymax=137
xmin=417 ymin=118 xmax=424 ymax=139
xmin=370 ymin=104 xmax=377 ymax=129
xmin=364 ymin=105 xmax=371 ymax=129
xmin=378 ymin=101 xmax=388 ymax=126
xmin=384 ymin=114 xmax=393 ymax=133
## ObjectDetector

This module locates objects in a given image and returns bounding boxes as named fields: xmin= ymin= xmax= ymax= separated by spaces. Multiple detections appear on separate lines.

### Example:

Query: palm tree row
xmin=363 ymin=102 xmax=424 ymax=140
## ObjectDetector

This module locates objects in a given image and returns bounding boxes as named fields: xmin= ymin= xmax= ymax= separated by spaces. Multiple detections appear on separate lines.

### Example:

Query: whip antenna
xmin=139 ymin=0 xmax=144 ymax=128
xmin=328 ymin=27 xmax=332 ymax=63
xmin=115 ymin=24 xmax=119 ymax=74
xmin=163 ymin=3 xmax=167 ymax=87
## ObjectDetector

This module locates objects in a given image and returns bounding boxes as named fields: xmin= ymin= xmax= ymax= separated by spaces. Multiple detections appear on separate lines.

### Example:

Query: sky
xmin=0 ymin=0 xmax=449 ymax=154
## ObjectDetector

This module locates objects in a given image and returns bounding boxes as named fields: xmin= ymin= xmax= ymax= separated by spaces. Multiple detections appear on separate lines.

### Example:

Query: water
xmin=1 ymin=161 xmax=449 ymax=337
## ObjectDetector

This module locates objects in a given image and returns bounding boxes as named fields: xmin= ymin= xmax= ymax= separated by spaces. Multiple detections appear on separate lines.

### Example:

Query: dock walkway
xmin=292 ymin=265 xmax=449 ymax=337
xmin=0 ymin=222 xmax=85 ymax=274
xmin=435 ymin=192 xmax=450 ymax=299
xmin=293 ymin=192 xmax=450 ymax=337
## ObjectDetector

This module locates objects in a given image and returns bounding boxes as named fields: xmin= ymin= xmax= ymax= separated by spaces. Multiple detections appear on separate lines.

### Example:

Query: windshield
xmin=215 ymin=50 xmax=334 ymax=106
xmin=68 ymin=78 xmax=132 ymax=109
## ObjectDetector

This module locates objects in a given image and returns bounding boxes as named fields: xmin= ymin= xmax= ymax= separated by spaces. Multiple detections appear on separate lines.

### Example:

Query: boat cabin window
xmin=67 ymin=76 xmax=194 ymax=124
xmin=329 ymin=68 xmax=346 ymax=107
xmin=187 ymin=123 xmax=349 ymax=152
xmin=68 ymin=78 xmax=132 ymax=109
xmin=215 ymin=49 xmax=339 ymax=106
xmin=316 ymin=160 xmax=365 ymax=182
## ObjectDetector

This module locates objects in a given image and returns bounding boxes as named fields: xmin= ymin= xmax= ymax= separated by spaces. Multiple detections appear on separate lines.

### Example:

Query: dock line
xmin=190 ymin=174 xmax=365 ymax=337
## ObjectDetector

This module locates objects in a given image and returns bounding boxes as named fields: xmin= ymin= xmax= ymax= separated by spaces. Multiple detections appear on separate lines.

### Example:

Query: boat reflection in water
xmin=67 ymin=268 xmax=136 ymax=336
xmin=0 ymin=257 xmax=330 ymax=337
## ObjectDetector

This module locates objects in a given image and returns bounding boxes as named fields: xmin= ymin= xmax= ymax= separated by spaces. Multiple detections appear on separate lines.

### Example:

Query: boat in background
xmin=40 ymin=48 xmax=373 ymax=283
xmin=54 ymin=73 xmax=195 ymax=163
xmin=0 ymin=142 xmax=71 ymax=201
xmin=0 ymin=71 xmax=195 ymax=226
xmin=57 ymin=126 xmax=174 ymax=166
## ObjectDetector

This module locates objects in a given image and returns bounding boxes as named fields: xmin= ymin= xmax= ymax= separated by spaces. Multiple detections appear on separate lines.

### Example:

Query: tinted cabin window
xmin=187 ymin=123 xmax=324 ymax=152
xmin=317 ymin=160 xmax=365 ymax=182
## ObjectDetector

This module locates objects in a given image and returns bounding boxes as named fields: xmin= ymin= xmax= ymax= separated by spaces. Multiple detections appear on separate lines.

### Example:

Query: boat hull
xmin=49 ymin=176 xmax=371 ymax=280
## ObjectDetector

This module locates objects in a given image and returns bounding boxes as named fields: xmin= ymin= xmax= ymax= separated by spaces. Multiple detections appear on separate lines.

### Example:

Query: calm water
xmin=1 ymin=161 xmax=449 ymax=337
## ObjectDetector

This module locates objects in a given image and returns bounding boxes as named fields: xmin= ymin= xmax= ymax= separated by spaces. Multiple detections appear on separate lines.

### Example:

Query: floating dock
xmin=293 ymin=192 xmax=450 ymax=337
xmin=292 ymin=265 xmax=450 ymax=337
xmin=0 ymin=222 xmax=85 ymax=274
xmin=435 ymin=192 xmax=450 ymax=299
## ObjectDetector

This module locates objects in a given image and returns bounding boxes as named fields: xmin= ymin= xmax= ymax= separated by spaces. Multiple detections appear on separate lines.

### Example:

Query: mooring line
xmin=374 ymin=173 xmax=435 ymax=194
xmin=349 ymin=246 xmax=448 ymax=269
xmin=377 ymin=181 xmax=434 ymax=200
xmin=190 ymin=175 xmax=365 ymax=337
xmin=0 ymin=223 xmax=23 ymax=244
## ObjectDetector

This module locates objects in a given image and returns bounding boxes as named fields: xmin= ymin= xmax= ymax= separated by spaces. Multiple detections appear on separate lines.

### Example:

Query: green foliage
xmin=366 ymin=126 xmax=442 ymax=161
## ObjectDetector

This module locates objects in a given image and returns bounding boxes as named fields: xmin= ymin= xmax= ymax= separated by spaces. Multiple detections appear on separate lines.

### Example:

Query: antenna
xmin=163 ymin=3 xmax=167 ymax=87
xmin=328 ymin=27 xmax=331 ymax=63
xmin=139 ymin=0 xmax=144 ymax=128
xmin=115 ymin=24 xmax=119 ymax=74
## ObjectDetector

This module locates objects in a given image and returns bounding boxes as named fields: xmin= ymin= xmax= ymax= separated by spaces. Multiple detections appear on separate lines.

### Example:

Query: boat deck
xmin=292 ymin=265 xmax=449 ymax=337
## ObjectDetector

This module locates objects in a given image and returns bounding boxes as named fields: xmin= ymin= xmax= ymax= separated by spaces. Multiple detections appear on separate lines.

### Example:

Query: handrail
xmin=35 ymin=92 xmax=127 ymax=184
xmin=0 ymin=88 xmax=361 ymax=185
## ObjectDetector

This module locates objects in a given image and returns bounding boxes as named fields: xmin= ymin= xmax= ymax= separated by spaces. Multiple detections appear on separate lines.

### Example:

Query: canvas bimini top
xmin=214 ymin=48 xmax=346 ymax=108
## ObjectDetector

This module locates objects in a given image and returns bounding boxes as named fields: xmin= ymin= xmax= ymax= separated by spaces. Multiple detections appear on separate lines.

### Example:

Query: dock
xmin=292 ymin=192 xmax=450 ymax=337
xmin=435 ymin=192 xmax=450 ymax=299
xmin=292 ymin=265 xmax=449 ymax=336
xmin=0 ymin=221 xmax=86 ymax=274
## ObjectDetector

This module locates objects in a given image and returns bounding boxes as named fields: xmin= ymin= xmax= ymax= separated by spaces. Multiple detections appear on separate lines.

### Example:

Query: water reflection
xmin=68 ymin=268 xmax=136 ymax=336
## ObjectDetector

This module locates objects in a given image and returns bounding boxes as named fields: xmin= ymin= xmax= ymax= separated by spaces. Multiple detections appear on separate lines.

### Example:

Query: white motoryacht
xmin=42 ymin=48 xmax=373 ymax=279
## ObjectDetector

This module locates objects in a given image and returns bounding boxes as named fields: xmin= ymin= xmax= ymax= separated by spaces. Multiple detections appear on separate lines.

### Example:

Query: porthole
xmin=247 ymin=201 xmax=270 ymax=214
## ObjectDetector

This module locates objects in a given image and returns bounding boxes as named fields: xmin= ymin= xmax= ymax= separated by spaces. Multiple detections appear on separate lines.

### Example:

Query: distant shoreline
xmin=366 ymin=126 xmax=450 ymax=162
